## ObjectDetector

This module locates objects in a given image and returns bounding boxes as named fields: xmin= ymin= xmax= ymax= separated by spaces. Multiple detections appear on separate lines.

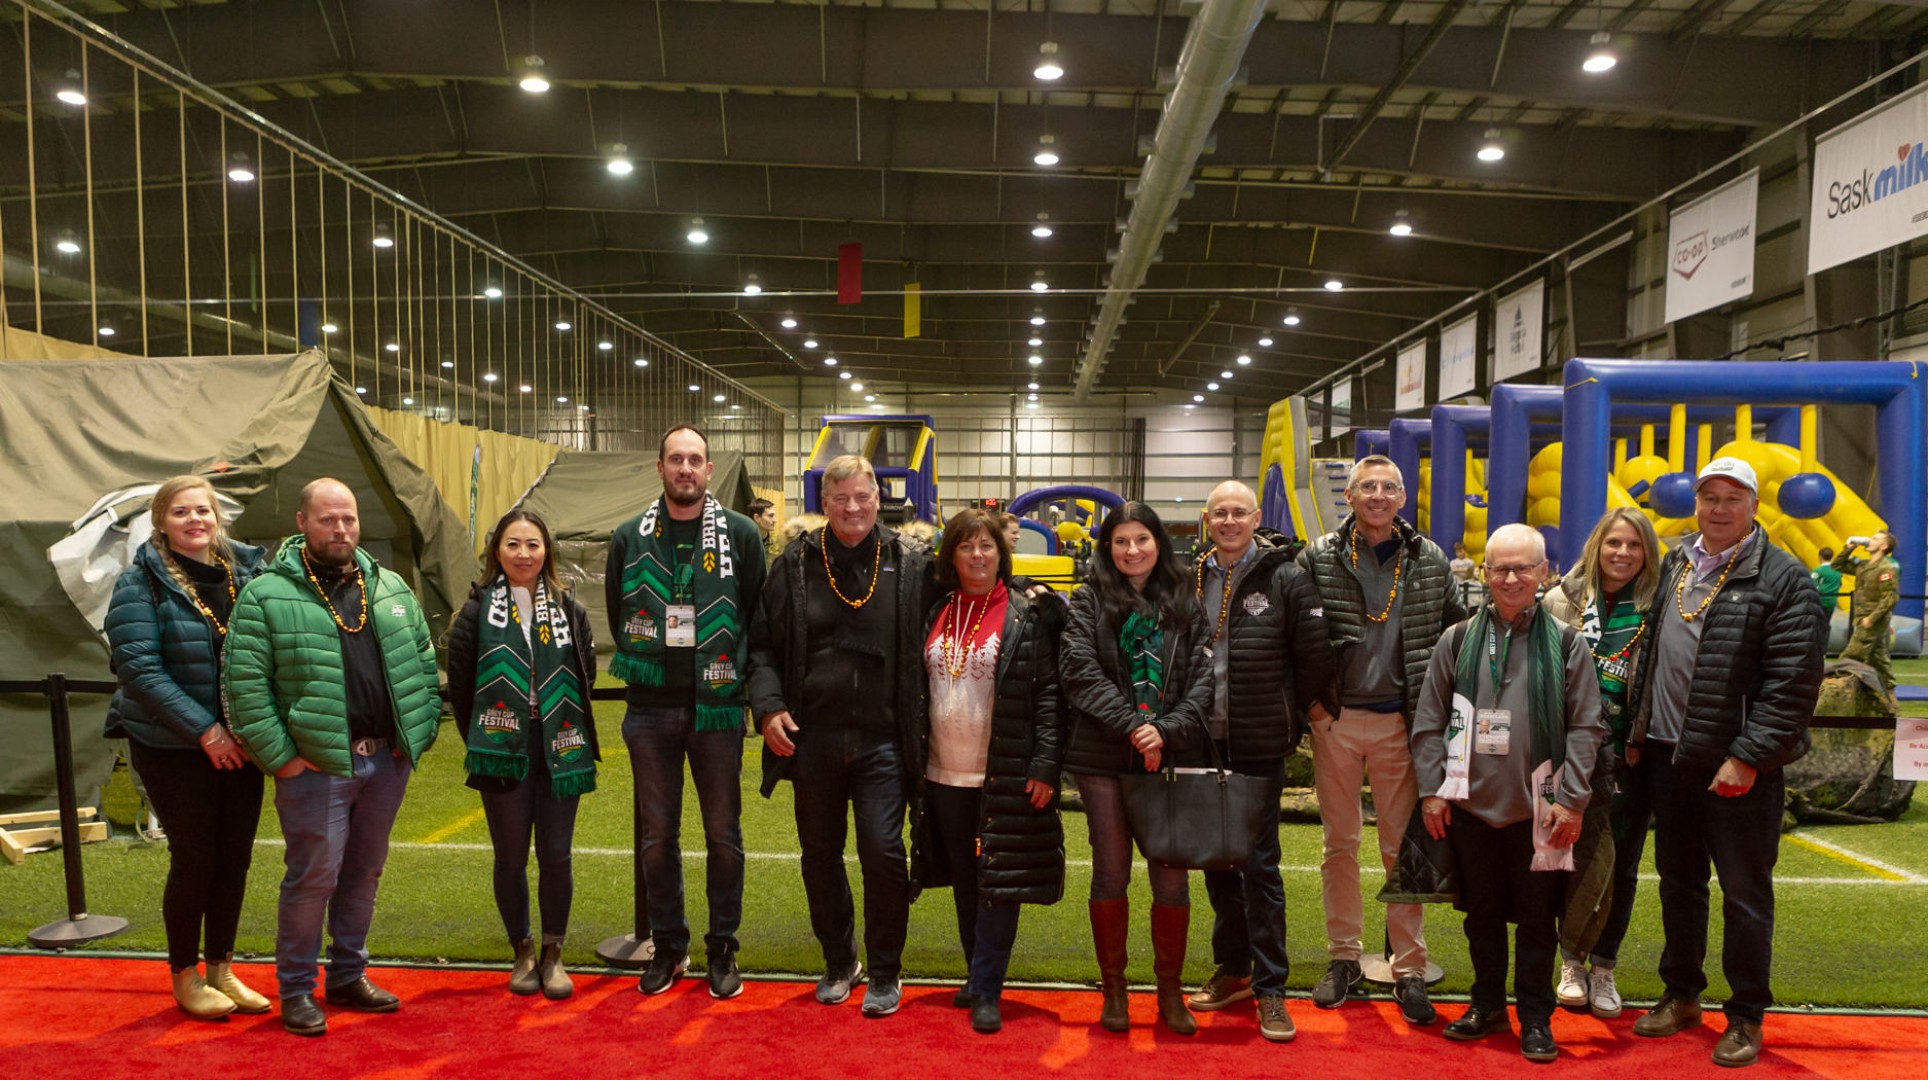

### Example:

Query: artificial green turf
xmin=7 ymin=665 xmax=1927 ymax=1008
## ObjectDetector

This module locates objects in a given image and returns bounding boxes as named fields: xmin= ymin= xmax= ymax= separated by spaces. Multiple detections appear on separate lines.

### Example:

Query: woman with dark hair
xmin=105 ymin=475 xmax=270 ymax=1019
xmin=914 ymin=507 xmax=1067 ymax=1035
xmin=1540 ymin=507 xmax=1662 ymax=1018
xmin=446 ymin=509 xmax=600 ymax=999
xmin=1059 ymin=501 xmax=1212 ymax=1035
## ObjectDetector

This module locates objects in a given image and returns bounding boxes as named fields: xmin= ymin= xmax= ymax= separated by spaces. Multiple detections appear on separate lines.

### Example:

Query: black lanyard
xmin=1486 ymin=616 xmax=1509 ymax=694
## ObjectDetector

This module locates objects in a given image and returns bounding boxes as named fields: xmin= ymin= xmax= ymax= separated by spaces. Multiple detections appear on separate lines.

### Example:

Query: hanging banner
xmin=1491 ymin=280 xmax=1546 ymax=383
xmin=1394 ymin=339 xmax=1427 ymax=412
xmin=1330 ymin=377 xmax=1353 ymax=440
xmin=838 ymin=242 xmax=864 ymax=304
xmin=903 ymin=282 xmax=921 ymax=338
xmin=1438 ymin=313 xmax=1478 ymax=400
xmin=1809 ymin=82 xmax=1928 ymax=275
xmin=1666 ymin=169 xmax=1758 ymax=324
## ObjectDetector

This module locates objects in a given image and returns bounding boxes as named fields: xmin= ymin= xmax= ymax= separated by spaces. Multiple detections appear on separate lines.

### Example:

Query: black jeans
xmin=1647 ymin=745 xmax=1784 ymax=1023
xmin=925 ymin=782 xmax=1022 ymax=999
xmin=1202 ymin=756 xmax=1290 ymax=996
xmin=479 ymin=774 xmax=581 ymax=942
xmin=1450 ymin=812 xmax=1563 ymax=1026
xmin=790 ymin=727 xmax=910 ymax=981
xmin=127 ymin=739 xmax=264 ymax=970
xmin=622 ymin=702 xmax=746 ymax=957
xmin=1585 ymin=754 xmax=1654 ymax=966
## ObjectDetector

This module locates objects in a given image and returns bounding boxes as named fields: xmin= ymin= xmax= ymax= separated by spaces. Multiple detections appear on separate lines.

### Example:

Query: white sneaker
xmin=1556 ymin=959 xmax=1588 ymax=1008
xmin=1588 ymin=966 xmax=1623 ymax=1019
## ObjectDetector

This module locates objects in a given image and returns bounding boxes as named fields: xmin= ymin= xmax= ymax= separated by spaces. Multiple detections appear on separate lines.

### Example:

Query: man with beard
xmin=608 ymin=425 xmax=766 ymax=999
xmin=225 ymin=478 xmax=442 ymax=1037
xmin=747 ymin=454 xmax=935 ymax=1018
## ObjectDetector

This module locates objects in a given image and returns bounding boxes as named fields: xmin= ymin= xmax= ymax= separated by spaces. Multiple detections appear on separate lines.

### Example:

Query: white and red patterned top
xmin=923 ymin=582 xmax=1009 ymax=787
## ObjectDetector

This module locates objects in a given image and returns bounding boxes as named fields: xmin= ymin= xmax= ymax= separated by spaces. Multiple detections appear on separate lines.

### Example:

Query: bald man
xmin=1183 ymin=480 xmax=1335 ymax=1043
xmin=226 ymin=478 xmax=442 ymax=1037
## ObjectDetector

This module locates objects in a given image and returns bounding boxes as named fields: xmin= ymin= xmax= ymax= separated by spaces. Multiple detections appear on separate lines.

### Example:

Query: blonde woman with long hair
xmin=104 ymin=476 xmax=270 ymax=1019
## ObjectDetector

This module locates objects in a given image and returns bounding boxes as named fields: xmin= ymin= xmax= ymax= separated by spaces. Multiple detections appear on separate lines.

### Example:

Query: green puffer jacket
xmin=224 ymin=538 xmax=442 ymax=776
xmin=105 ymin=540 xmax=267 ymax=748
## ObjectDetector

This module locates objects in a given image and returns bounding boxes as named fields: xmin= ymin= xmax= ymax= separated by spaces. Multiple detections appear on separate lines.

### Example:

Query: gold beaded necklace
xmin=1194 ymin=551 xmax=1236 ymax=644
xmin=182 ymin=553 xmax=237 ymax=636
xmin=819 ymin=525 xmax=882 ymax=609
xmin=1675 ymin=543 xmax=1740 ymax=623
xmin=941 ymin=590 xmax=995 ymax=678
xmin=1350 ymin=527 xmax=1402 ymax=623
xmin=301 ymin=546 xmax=370 ymax=634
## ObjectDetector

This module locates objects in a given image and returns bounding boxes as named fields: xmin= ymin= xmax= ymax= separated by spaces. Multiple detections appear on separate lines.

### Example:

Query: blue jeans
xmin=925 ymin=782 xmax=1022 ymax=1000
xmin=622 ymin=702 xmax=746 ymax=956
xmin=1070 ymin=771 xmax=1189 ymax=906
xmin=1649 ymin=746 xmax=1784 ymax=1023
xmin=479 ymin=774 xmax=580 ymax=942
xmin=790 ymin=727 xmax=910 ymax=980
xmin=1202 ymin=759 xmax=1290 ymax=995
xmin=272 ymin=748 xmax=412 ymax=998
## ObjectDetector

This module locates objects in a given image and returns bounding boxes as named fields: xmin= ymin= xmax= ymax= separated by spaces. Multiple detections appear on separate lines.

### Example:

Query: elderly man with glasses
xmin=1296 ymin=455 xmax=1468 ymax=1025
xmin=1182 ymin=481 xmax=1335 ymax=1042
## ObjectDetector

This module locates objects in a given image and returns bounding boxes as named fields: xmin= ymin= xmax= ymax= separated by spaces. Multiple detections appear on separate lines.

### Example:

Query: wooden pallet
xmin=0 ymin=807 xmax=107 ymax=866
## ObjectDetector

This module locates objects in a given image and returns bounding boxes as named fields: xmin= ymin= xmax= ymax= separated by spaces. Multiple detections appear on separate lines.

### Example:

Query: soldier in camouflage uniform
xmin=1833 ymin=531 xmax=1901 ymax=691
xmin=748 ymin=498 xmax=781 ymax=569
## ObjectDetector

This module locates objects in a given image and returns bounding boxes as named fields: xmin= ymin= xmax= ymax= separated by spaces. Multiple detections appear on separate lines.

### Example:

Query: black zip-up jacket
xmin=911 ymin=587 xmax=1067 ymax=906
xmin=1058 ymin=585 xmax=1214 ymax=775
xmin=1201 ymin=544 xmax=1339 ymax=762
xmin=745 ymin=524 xmax=937 ymax=798
xmin=446 ymin=583 xmax=602 ymax=794
xmin=1629 ymin=524 xmax=1824 ymax=772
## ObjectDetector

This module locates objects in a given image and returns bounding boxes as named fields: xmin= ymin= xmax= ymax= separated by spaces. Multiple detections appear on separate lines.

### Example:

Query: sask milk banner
xmin=1667 ymin=169 xmax=1758 ymax=323
xmin=1395 ymin=339 xmax=1427 ymax=412
xmin=1491 ymin=280 xmax=1545 ymax=383
xmin=1439 ymin=313 xmax=1478 ymax=400
xmin=1810 ymin=83 xmax=1928 ymax=275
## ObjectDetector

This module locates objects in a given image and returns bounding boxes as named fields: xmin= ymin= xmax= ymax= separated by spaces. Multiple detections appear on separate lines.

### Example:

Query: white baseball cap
xmin=1693 ymin=456 xmax=1758 ymax=495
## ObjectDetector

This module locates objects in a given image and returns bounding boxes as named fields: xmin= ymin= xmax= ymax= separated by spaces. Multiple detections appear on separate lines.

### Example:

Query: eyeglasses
xmin=1350 ymin=481 xmax=1402 ymax=496
xmin=1484 ymin=560 xmax=1546 ymax=580
xmin=1206 ymin=507 xmax=1256 ymax=522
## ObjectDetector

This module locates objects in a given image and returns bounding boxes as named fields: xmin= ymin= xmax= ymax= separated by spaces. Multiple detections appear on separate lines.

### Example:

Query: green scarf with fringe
xmin=464 ymin=577 xmax=596 ymax=798
xmin=610 ymin=493 xmax=746 ymax=731
xmin=1118 ymin=609 xmax=1166 ymax=719
xmin=1444 ymin=604 xmax=1567 ymax=797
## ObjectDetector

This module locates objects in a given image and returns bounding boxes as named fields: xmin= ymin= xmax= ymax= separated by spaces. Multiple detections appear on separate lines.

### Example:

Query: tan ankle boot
xmin=509 ymin=938 xmax=539 ymax=996
xmin=538 ymin=939 xmax=573 ymax=1000
xmin=171 ymin=966 xmax=236 ymax=1020
xmin=204 ymin=956 xmax=271 ymax=1014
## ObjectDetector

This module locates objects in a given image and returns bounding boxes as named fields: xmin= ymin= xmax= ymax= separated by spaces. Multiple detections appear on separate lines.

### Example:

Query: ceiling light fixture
xmin=742 ymin=272 xmax=762 ymax=296
xmin=385 ymin=342 xmax=400 ymax=353
xmin=518 ymin=55 xmax=550 ymax=94
xmin=484 ymin=372 xmax=499 ymax=382
xmin=441 ymin=360 xmax=455 ymax=369
xmin=1030 ymin=270 xmax=1050 ymax=292
xmin=355 ymin=387 xmax=367 ymax=395
xmin=824 ymin=356 xmax=838 ymax=367
xmin=851 ymin=382 xmax=865 ymax=391
xmin=633 ymin=358 xmax=648 ymax=368
xmin=597 ymin=340 xmax=613 ymax=351
xmin=1257 ymin=336 xmax=1273 ymax=347
xmin=1220 ymin=370 xmax=1234 ymax=379
xmin=1237 ymin=353 xmax=1253 ymax=365
xmin=606 ymin=142 xmax=634 ymax=176
xmin=521 ymin=384 xmax=533 ymax=393
xmin=713 ymin=394 xmax=726 ymax=403
xmin=1478 ymin=128 xmax=1506 ymax=163
xmin=55 ymin=228 xmax=81 ymax=255
xmin=97 ymin=324 xmax=116 ymax=338
xmin=838 ymin=371 xmax=852 ymax=380
xmin=802 ymin=338 xmax=819 ymax=349
xmin=1192 ymin=394 xmax=1205 ymax=403
xmin=1027 ymin=393 xmax=1039 ymax=401
xmin=1033 ymin=41 xmax=1064 ymax=81
xmin=1324 ymin=278 xmax=1345 ymax=292
xmin=1027 ymin=381 xmax=1040 ymax=390
xmin=688 ymin=384 xmax=702 ymax=392
xmin=56 ymin=70 xmax=85 ymax=107
xmin=1033 ymin=134 xmax=1060 ymax=167
xmin=483 ymin=285 xmax=503 ymax=299
xmin=555 ymin=320 xmax=572 ymax=331
xmin=557 ymin=396 xmax=569 ymax=404
xmin=1030 ymin=310 xmax=1046 ymax=326
xmin=1282 ymin=308 xmax=1301 ymax=326
xmin=1027 ymin=354 xmax=1044 ymax=366
xmin=1389 ymin=209 xmax=1413 ymax=237
xmin=1031 ymin=212 xmax=1054 ymax=239
xmin=781 ymin=314 xmax=798 ymax=329
xmin=687 ymin=217 xmax=709 ymax=244
xmin=863 ymin=394 xmax=876 ymax=403
xmin=1028 ymin=336 xmax=1043 ymax=347
xmin=1583 ymin=31 xmax=1617 ymax=74
xmin=372 ymin=223 xmax=394 ymax=249
xmin=402 ymin=396 xmax=414 ymax=406
xmin=1208 ymin=381 xmax=1221 ymax=391
xmin=227 ymin=151 xmax=255 ymax=184
xmin=320 ymin=321 xmax=339 ymax=334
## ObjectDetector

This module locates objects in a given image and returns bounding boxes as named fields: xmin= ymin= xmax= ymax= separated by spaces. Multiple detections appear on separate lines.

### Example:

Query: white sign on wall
xmin=1667 ymin=169 xmax=1758 ymax=323
xmin=1491 ymin=280 xmax=1545 ymax=383
xmin=1898 ymin=717 xmax=1928 ymax=782
xmin=1809 ymin=82 xmax=1928 ymax=275
xmin=1438 ymin=314 xmax=1478 ymax=400
xmin=1329 ymin=378 xmax=1354 ymax=439
xmin=1394 ymin=340 xmax=1427 ymax=412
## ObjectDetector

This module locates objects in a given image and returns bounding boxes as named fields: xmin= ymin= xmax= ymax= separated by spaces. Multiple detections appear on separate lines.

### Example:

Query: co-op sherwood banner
xmin=1667 ymin=169 xmax=1758 ymax=324
xmin=1810 ymin=83 xmax=1928 ymax=275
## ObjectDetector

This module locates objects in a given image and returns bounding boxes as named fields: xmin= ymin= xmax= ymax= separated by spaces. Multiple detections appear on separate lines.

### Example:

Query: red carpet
xmin=5 ymin=955 xmax=1926 ymax=1078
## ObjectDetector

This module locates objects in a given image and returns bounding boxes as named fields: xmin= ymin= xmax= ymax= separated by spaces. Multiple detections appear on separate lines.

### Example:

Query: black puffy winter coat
xmin=911 ymin=587 xmax=1067 ymax=905
xmin=1203 ymin=544 xmax=1339 ymax=762
xmin=1629 ymin=525 xmax=1824 ymax=772
xmin=446 ymin=583 xmax=602 ymax=794
xmin=1058 ymin=585 xmax=1213 ymax=775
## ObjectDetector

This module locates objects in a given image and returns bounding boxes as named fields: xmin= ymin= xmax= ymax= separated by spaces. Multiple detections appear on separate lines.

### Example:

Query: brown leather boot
xmin=1150 ymin=903 xmax=1197 ymax=1036
xmin=508 ymin=938 xmax=539 ymax=996
xmin=170 ymin=966 xmax=236 ymax=1020
xmin=204 ymin=955 xmax=271 ymax=1014
xmin=538 ymin=938 xmax=573 ymax=1000
xmin=1089 ymin=898 xmax=1130 ymax=1032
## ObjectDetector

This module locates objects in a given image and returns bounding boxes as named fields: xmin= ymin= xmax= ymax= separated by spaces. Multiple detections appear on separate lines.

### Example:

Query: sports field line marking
xmin=415 ymin=808 xmax=487 ymax=845
xmin=1785 ymin=831 xmax=1924 ymax=884
xmin=249 ymin=839 xmax=1922 ymax=886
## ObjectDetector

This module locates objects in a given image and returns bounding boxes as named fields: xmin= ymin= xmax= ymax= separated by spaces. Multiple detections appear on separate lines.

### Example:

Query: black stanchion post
xmin=28 ymin=673 xmax=129 ymax=948
xmin=595 ymin=776 xmax=653 ymax=969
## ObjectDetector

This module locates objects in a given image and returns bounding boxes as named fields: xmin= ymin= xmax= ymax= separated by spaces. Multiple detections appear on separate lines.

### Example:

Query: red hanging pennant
xmin=838 ymin=242 xmax=863 ymax=305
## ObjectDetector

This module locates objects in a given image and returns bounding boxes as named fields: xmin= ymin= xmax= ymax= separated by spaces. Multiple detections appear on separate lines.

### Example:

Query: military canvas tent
xmin=0 ymin=351 xmax=477 ymax=811
xmin=513 ymin=448 xmax=754 ymax=633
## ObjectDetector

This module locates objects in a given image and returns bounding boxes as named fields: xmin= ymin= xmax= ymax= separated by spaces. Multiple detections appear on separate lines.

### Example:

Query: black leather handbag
xmin=1121 ymin=727 xmax=1270 ymax=871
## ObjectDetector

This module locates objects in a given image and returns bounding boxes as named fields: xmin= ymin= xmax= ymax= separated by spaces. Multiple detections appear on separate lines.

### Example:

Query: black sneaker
xmin=638 ymin=950 xmax=688 ymax=995
xmin=707 ymin=949 xmax=743 ymax=1000
xmin=1310 ymin=959 xmax=1363 ymax=1009
xmin=1394 ymin=973 xmax=1437 ymax=1025
xmin=815 ymin=960 xmax=864 ymax=1005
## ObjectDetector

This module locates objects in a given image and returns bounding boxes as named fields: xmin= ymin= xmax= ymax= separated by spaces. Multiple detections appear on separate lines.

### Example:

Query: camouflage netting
xmin=1786 ymin=662 xmax=1914 ymax=825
